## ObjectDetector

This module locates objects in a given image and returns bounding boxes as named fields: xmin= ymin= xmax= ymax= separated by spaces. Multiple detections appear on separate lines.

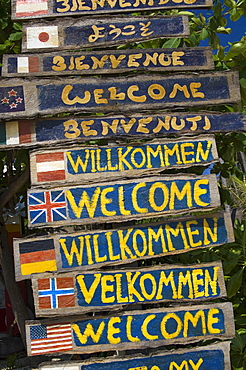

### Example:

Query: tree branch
xmin=0 ymin=166 xmax=29 ymax=210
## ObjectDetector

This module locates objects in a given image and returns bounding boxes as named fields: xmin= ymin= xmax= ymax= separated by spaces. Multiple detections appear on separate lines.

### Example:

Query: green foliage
xmin=0 ymin=0 xmax=22 ymax=59
xmin=0 ymin=0 xmax=246 ymax=368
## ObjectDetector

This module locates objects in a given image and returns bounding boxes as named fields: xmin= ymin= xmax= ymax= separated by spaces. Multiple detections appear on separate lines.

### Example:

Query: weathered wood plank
xmin=38 ymin=342 xmax=231 ymax=370
xmin=2 ymin=47 xmax=214 ymax=77
xmin=12 ymin=0 xmax=213 ymax=20
xmin=22 ymin=16 xmax=189 ymax=53
xmin=14 ymin=212 xmax=234 ymax=281
xmin=0 ymin=72 xmax=240 ymax=120
xmin=29 ymin=136 xmax=219 ymax=186
xmin=25 ymin=302 xmax=235 ymax=356
xmin=0 ymin=112 xmax=244 ymax=149
xmin=31 ymin=261 xmax=226 ymax=317
xmin=27 ymin=174 xmax=220 ymax=228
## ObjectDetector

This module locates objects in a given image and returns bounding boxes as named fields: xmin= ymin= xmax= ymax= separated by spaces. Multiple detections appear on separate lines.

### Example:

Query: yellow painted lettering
xmin=126 ymin=272 xmax=144 ymax=302
xmin=146 ymin=144 xmax=165 ymax=169
xmin=128 ymin=53 xmax=142 ymax=67
xmin=194 ymin=179 xmax=209 ymax=206
xmin=183 ymin=310 xmax=206 ymax=337
xmin=169 ymin=84 xmax=190 ymax=99
xmin=136 ymin=117 xmax=152 ymax=133
xmin=149 ymin=182 xmax=169 ymax=211
xmin=132 ymin=229 xmax=148 ymax=256
xmin=148 ymin=226 xmax=167 ymax=253
xmin=75 ymin=56 xmax=90 ymax=70
xmin=196 ymin=141 xmax=212 ymax=162
xmin=62 ymin=85 xmax=91 ymax=105
xmin=172 ymin=51 xmax=185 ymax=65
xmin=180 ymin=143 xmax=195 ymax=164
xmin=110 ymin=54 xmax=126 ymax=68
xmin=190 ymin=83 xmax=204 ymax=98
xmin=186 ymin=220 xmax=202 ymax=248
xmin=108 ymin=87 xmax=125 ymax=100
xmin=203 ymin=217 xmax=218 ymax=245
xmin=164 ymin=143 xmax=182 ymax=166
xmin=204 ymin=267 xmax=219 ymax=297
xmin=101 ymin=275 xmax=115 ymax=303
xmin=101 ymin=119 xmax=119 ymax=136
xmin=72 ymin=322 xmax=104 ymax=344
xmin=165 ymin=222 xmax=189 ymax=251
xmin=66 ymin=150 xmax=90 ymax=173
xmin=143 ymin=52 xmax=158 ymax=66
xmin=76 ymin=273 xmax=101 ymax=304
xmin=101 ymin=187 xmax=116 ymax=216
xmin=127 ymin=85 xmax=146 ymax=102
xmin=161 ymin=313 xmax=182 ymax=339
xmin=52 ymin=55 xmax=66 ymax=71
xmin=177 ymin=271 xmax=194 ymax=299
xmin=80 ymin=120 xmax=97 ymax=136
xmin=126 ymin=316 xmax=140 ymax=342
xmin=106 ymin=231 xmax=120 ymax=261
xmin=156 ymin=271 xmax=178 ymax=299
xmin=107 ymin=317 xmax=121 ymax=344
xmin=118 ymin=229 xmax=136 ymax=260
xmin=141 ymin=314 xmax=158 ymax=340
xmin=207 ymin=308 xmax=220 ymax=333
xmin=169 ymin=181 xmax=192 ymax=210
xmin=66 ymin=187 xmax=100 ymax=218
xmin=119 ymin=186 xmax=131 ymax=215
xmin=132 ymin=183 xmax=148 ymax=214
xmin=148 ymin=84 xmax=165 ymax=100
xmin=94 ymin=89 xmax=108 ymax=104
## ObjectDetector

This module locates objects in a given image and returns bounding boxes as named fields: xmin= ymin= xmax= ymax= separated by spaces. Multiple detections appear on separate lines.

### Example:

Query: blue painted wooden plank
xmin=31 ymin=261 xmax=226 ymax=316
xmin=0 ymin=112 xmax=244 ymax=149
xmin=14 ymin=212 xmax=234 ymax=281
xmin=39 ymin=342 xmax=231 ymax=370
xmin=29 ymin=136 xmax=219 ymax=186
xmin=22 ymin=16 xmax=189 ymax=52
xmin=12 ymin=0 xmax=213 ymax=20
xmin=2 ymin=47 xmax=214 ymax=77
xmin=27 ymin=174 xmax=220 ymax=228
xmin=25 ymin=302 xmax=234 ymax=355
xmin=0 ymin=72 xmax=240 ymax=119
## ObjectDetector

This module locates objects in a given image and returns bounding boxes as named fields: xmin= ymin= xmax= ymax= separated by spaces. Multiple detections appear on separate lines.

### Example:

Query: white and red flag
xmin=16 ymin=0 xmax=48 ymax=17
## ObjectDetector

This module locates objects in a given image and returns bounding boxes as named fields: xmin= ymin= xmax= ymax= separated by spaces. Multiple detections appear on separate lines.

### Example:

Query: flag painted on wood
xmin=0 ymin=86 xmax=25 ymax=113
xmin=16 ymin=0 xmax=48 ymax=17
xmin=19 ymin=239 xmax=57 ymax=276
xmin=35 ymin=152 xmax=65 ymax=182
xmin=28 ymin=190 xmax=67 ymax=224
xmin=30 ymin=323 xmax=73 ymax=355
xmin=26 ymin=26 xmax=59 ymax=49
xmin=38 ymin=277 xmax=75 ymax=309
xmin=0 ymin=120 xmax=33 ymax=145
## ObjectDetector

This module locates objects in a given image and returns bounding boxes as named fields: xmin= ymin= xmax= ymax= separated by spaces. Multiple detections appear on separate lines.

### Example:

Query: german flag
xmin=19 ymin=239 xmax=57 ymax=276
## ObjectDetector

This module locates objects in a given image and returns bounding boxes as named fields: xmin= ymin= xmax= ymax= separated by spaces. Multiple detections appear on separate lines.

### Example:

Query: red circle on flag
xmin=38 ymin=32 xmax=50 ymax=43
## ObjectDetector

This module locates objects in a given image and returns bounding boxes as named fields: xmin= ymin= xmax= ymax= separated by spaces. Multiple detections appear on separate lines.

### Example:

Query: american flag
xmin=29 ymin=323 xmax=73 ymax=355
xmin=28 ymin=190 xmax=67 ymax=224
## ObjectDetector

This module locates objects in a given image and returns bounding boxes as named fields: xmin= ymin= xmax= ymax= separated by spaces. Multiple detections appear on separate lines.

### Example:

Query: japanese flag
xmin=26 ymin=26 xmax=59 ymax=50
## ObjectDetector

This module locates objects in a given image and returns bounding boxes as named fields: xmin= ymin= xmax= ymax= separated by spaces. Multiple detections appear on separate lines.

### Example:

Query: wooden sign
xmin=12 ymin=0 xmax=212 ymax=20
xmin=22 ymin=15 xmax=189 ymax=53
xmin=31 ymin=261 xmax=226 ymax=317
xmin=27 ymin=174 xmax=220 ymax=228
xmin=25 ymin=302 xmax=234 ymax=356
xmin=14 ymin=212 xmax=233 ymax=281
xmin=0 ymin=72 xmax=240 ymax=120
xmin=0 ymin=112 xmax=244 ymax=149
xmin=38 ymin=342 xmax=231 ymax=370
xmin=29 ymin=136 xmax=219 ymax=186
xmin=2 ymin=47 xmax=213 ymax=77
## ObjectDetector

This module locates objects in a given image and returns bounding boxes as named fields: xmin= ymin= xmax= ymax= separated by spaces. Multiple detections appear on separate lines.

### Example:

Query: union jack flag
xmin=28 ymin=190 xmax=67 ymax=224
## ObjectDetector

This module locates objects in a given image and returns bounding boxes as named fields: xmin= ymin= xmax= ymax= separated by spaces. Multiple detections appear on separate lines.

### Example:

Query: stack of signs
xmin=1 ymin=0 xmax=244 ymax=368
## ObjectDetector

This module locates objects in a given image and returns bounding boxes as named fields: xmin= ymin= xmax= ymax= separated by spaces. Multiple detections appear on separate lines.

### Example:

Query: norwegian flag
xmin=16 ymin=0 xmax=48 ymax=18
xmin=29 ymin=323 xmax=73 ymax=355
xmin=38 ymin=277 xmax=75 ymax=310
xmin=35 ymin=152 xmax=66 ymax=183
xmin=28 ymin=190 xmax=67 ymax=224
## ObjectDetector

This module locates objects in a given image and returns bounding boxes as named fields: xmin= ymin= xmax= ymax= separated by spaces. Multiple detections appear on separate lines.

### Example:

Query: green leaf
xmin=162 ymin=38 xmax=181 ymax=48
xmin=13 ymin=22 xmax=22 ymax=31
xmin=178 ymin=11 xmax=194 ymax=16
xmin=214 ymin=1 xmax=222 ymax=17
xmin=216 ymin=26 xmax=232 ymax=34
xmin=227 ymin=268 xmax=244 ymax=298
xmin=8 ymin=31 xmax=22 ymax=41
xmin=200 ymin=28 xmax=208 ymax=40
xmin=224 ymin=0 xmax=236 ymax=7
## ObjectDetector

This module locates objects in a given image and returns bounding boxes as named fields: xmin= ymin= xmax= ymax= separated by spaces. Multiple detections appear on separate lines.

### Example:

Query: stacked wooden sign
xmin=1 ymin=0 xmax=245 ymax=368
